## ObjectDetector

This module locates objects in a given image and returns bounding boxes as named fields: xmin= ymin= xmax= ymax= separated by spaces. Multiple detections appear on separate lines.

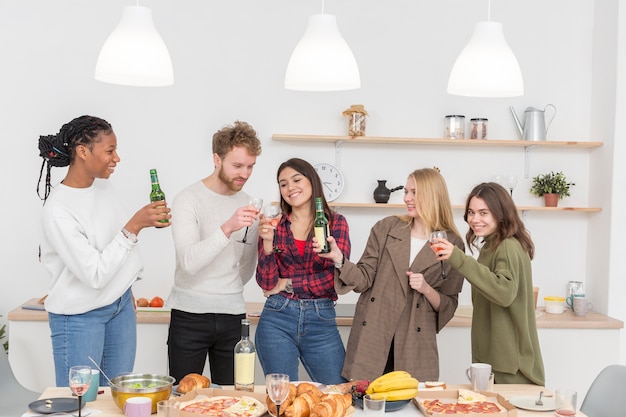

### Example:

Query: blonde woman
xmin=332 ymin=168 xmax=464 ymax=382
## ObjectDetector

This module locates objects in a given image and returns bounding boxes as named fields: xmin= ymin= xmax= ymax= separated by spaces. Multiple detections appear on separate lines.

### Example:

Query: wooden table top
xmin=25 ymin=384 xmax=587 ymax=417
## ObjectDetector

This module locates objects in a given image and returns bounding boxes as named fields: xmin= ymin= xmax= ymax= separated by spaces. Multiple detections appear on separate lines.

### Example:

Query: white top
xmin=410 ymin=237 xmax=428 ymax=266
xmin=168 ymin=181 xmax=258 ymax=314
xmin=40 ymin=180 xmax=143 ymax=315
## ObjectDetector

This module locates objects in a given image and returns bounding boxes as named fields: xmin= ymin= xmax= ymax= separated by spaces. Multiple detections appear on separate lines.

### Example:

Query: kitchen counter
xmin=8 ymin=299 xmax=623 ymax=401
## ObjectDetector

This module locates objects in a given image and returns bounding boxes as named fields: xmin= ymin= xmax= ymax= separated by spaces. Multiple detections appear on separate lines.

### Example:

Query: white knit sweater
xmin=167 ymin=181 xmax=257 ymax=314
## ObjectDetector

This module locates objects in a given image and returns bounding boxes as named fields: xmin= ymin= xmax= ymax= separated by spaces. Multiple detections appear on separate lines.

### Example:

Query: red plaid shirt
xmin=256 ymin=212 xmax=351 ymax=300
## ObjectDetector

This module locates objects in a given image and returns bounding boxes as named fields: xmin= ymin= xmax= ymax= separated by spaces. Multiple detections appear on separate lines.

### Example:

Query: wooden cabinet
xmin=272 ymin=134 xmax=602 ymax=213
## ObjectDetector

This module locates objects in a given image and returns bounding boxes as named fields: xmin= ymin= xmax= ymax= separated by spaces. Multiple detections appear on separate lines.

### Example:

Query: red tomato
xmin=150 ymin=296 xmax=164 ymax=308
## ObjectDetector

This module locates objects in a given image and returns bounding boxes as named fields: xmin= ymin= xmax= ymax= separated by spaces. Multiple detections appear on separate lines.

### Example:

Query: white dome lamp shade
xmin=285 ymin=14 xmax=360 ymax=91
xmin=447 ymin=21 xmax=524 ymax=97
xmin=95 ymin=5 xmax=174 ymax=87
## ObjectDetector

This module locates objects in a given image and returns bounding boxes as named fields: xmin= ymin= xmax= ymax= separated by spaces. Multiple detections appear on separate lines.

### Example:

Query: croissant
xmin=299 ymin=392 xmax=322 ymax=412
xmin=296 ymin=382 xmax=322 ymax=397
xmin=310 ymin=395 xmax=339 ymax=417
xmin=284 ymin=395 xmax=311 ymax=417
xmin=176 ymin=373 xmax=210 ymax=394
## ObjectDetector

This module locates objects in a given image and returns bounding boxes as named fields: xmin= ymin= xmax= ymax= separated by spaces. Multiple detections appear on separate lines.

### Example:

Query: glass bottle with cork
xmin=234 ymin=318 xmax=256 ymax=392
xmin=149 ymin=169 xmax=168 ymax=223
xmin=314 ymin=197 xmax=330 ymax=253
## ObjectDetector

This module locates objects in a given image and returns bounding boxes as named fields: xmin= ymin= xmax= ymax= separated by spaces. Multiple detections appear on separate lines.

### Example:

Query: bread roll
xmin=177 ymin=373 xmax=211 ymax=394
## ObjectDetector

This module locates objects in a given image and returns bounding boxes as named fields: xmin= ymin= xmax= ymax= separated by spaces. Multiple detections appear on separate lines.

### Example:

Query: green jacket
xmin=448 ymin=237 xmax=545 ymax=385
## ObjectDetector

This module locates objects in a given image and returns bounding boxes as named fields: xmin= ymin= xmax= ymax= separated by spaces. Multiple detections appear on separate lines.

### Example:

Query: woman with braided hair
xmin=36 ymin=115 xmax=171 ymax=387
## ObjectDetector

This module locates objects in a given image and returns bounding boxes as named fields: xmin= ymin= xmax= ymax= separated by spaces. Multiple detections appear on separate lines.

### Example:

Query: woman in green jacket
xmin=434 ymin=182 xmax=545 ymax=385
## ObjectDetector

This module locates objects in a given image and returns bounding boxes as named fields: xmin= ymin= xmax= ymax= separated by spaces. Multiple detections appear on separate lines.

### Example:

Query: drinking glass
xmin=266 ymin=373 xmax=290 ymax=417
xmin=429 ymin=231 xmax=447 ymax=279
xmin=505 ymin=175 xmax=518 ymax=196
xmin=262 ymin=204 xmax=282 ymax=253
xmin=555 ymin=389 xmax=577 ymax=417
xmin=238 ymin=197 xmax=263 ymax=244
xmin=69 ymin=366 xmax=91 ymax=417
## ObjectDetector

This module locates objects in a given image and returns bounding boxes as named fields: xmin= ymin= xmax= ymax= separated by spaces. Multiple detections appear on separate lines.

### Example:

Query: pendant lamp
xmin=447 ymin=1 xmax=523 ymax=97
xmin=95 ymin=5 xmax=174 ymax=87
xmin=285 ymin=12 xmax=360 ymax=91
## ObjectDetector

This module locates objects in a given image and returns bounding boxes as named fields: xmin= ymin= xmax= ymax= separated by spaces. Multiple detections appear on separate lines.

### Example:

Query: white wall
xmin=2 ymin=0 xmax=624 ymax=376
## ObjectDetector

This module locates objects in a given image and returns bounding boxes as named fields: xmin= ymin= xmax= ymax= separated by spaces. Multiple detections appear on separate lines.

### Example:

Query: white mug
xmin=573 ymin=296 xmax=593 ymax=317
xmin=466 ymin=363 xmax=493 ymax=391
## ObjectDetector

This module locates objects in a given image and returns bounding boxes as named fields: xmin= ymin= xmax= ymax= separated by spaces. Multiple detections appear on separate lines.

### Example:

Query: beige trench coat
xmin=335 ymin=216 xmax=465 ymax=382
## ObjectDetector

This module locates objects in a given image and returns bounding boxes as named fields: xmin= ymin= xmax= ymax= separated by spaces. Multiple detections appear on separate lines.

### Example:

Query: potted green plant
xmin=530 ymin=171 xmax=575 ymax=207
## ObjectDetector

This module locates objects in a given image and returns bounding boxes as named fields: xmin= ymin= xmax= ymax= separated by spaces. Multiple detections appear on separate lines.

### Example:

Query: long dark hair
xmin=464 ymin=182 xmax=535 ymax=259
xmin=276 ymin=158 xmax=333 ymax=238
xmin=37 ymin=115 xmax=113 ymax=202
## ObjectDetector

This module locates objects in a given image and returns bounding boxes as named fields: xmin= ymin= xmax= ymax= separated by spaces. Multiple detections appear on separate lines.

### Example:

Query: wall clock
xmin=313 ymin=162 xmax=344 ymax=202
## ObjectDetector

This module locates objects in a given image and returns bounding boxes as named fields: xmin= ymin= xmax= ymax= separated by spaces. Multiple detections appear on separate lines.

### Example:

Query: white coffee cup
xmin=573 ymin=296 xmax=593 ymax=317
xmin=466 ymin=363 xmax=493 ymax=391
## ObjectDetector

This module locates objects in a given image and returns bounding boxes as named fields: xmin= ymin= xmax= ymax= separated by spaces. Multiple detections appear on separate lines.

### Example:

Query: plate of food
xmin=28 ymin=398 xmax=83 ymax=414
xmin=179 ymin=395 xmax=266 ymax=417
xmin=509 ymin=395 xmax=556 ymax=411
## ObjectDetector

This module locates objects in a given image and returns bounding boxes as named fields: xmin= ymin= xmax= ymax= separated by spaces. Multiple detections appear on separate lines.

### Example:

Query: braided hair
xmin=37 ymin=115 xmax=113 ymax=202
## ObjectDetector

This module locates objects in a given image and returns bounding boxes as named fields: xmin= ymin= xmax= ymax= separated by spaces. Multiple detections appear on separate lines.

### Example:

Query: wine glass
xmin=266 ymin=373 xmax=290 ymax=417
xmin=238 ymin=197 xmax=264 ymax=244
xmin=69 ymin=366 xmax=91 ymax=417
xmin=429 ymin=231 xmax=447 ymax=280
xmin=504 ymin=175 xmax=518 ymax=196
xmin=262 ymin=204 xmax=283 ymax=253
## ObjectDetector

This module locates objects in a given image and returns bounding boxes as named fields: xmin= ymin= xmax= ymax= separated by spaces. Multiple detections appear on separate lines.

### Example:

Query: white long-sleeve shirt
xmin=40 ymin=180 xmax=143 ymax=315
xmin=167 ymin=181 xmax=257 ymax=315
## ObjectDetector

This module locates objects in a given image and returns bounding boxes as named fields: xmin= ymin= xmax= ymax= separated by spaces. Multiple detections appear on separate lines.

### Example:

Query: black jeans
xmin=167 ymin=309 xmax=246 ymax=385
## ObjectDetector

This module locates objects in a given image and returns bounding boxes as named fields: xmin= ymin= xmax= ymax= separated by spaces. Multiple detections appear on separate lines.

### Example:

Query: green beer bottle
xmin=149 ymin=169 xmax=168 ymax=223
xmin=314 ymin=197 xmax=330 ymax=253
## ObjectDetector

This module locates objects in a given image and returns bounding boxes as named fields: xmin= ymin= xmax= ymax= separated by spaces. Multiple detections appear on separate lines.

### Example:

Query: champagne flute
xmin=238 ymin=197 xmax=264 ymax=244
xmin=262 ymin=204 xmax=282 ymax=253
xmin=69 ymin=366 xmax=91 ymax=417
xmin=429 ymin=230 xmax=447 ymax=280
xmin=266 ymin=373 xmax=290 ymax=417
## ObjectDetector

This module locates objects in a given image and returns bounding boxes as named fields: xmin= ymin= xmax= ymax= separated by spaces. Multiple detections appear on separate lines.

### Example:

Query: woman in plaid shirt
xmin=255 ymin=158 xmax=351 ymax=384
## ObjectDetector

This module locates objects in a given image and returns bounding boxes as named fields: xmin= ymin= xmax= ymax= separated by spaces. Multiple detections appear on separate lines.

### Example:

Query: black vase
xmin=373 ymin=180 xmax=403 ymax=203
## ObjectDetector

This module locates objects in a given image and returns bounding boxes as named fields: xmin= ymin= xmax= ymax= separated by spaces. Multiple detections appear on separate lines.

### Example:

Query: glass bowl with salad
xmin=110 ymin=373 xmax=175 ymax=413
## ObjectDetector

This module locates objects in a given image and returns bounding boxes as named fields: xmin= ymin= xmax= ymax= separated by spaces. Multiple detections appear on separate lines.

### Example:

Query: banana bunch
xmin=365 ymin=371 xmax=419 ymax=401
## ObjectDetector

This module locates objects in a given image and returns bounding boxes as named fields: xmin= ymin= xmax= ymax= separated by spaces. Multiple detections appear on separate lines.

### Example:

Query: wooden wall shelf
xmin=328 ymin=202 xmax=601 ymax=212
xmin=272 ymin=134 xmax=603 ymax=148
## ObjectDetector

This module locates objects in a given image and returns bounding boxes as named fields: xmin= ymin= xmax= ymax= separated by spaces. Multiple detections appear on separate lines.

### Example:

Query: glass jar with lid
xmin=470 ymin=118 xmax=488 ymax=139
xmin=444 ymin=115 xmax=465 ymax=139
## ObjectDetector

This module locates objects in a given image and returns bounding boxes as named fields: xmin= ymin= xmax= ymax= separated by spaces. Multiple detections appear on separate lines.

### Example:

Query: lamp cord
xmin=321 ymin=0 xmax=325 ymax=14
xmin=487 ymin=0 xmax=491 ymax=21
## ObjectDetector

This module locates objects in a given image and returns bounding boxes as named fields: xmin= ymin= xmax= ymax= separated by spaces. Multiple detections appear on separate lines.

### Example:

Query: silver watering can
xmin=510 ymin=104 xmax=557 ymax=141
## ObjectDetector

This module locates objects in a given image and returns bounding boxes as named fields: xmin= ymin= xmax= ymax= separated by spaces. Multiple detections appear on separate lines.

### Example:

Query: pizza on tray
xmin=419 ymin=399 xmax=504 ymax=414
xmin=418 ymin=389 xmax=505 ymax=415
xmin=179 ymin=395 xmax=267 ymax=417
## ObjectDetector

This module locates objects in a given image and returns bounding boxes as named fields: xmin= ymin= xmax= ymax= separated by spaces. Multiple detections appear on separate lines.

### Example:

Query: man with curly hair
xmin=167 ymin=121 xmax=262 ymax=385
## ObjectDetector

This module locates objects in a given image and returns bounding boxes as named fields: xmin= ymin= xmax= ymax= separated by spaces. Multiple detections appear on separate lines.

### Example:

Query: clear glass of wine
xmin=69 ymin=366 xmax=92 ymax=417
xmin=262 ymin=204 xmax=282 ymax=253
xmin=266 ymin=373 xmax=290 ymax=417
xmin=238 ymin=197 xmax=264 ymax=244
xmin=429 ymin=230 xmax=447 ymax=280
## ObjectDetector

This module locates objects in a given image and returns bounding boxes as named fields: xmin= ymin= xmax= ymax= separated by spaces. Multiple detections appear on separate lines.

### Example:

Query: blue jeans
xmin=255 ymin=295 xmax=346 ymax=385
xmin=48 ymin=288 xmax=136 ymax=387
